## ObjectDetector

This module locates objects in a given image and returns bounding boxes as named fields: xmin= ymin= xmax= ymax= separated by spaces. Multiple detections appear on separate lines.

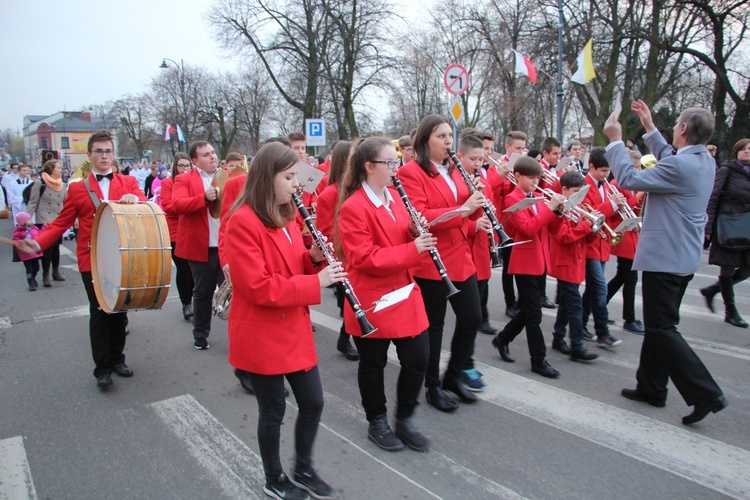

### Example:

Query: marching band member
xmin=225 ymin=142 xmax=343 ymax=499
xmin=337 ymin=136 xmax=433 ymax=451
xmin=580 ymin=148 xmax=624 ymax=348
xmin=492 ymin=156 xmax=566 ymax=378
xmin=548 ymin=171 xmax=599 ymax=362
xmin=398 ymin=114 xmax=486 ymax=412
xmin=316 ymin=140 xmax=360 ymax=361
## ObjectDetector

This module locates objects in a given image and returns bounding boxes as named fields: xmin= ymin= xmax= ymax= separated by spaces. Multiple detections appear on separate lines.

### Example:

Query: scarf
xmin=42 ymin=172 xmax=63 ymax=192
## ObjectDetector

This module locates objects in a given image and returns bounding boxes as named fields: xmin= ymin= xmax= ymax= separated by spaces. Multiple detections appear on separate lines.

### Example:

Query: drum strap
xmin=83 ymin=178 xmax=101 ymax=209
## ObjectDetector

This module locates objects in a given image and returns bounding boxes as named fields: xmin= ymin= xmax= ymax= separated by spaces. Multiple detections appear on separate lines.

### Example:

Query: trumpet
xmin=292 ymin=191 xmax=378 ymax=337
xmin=447 ymin=150 xmax=514 ymax=249
xmin=541 ymin=168 xmax=559 ymax=186
xmin=581 ymin=202 xmax=623 ymax=245
xmin=391 ymin=175 xmax=460 ymax=298
xmin=604 ymin=179 xmax=641 ymax=232
xmin=213 ymin=279 xmax=232 ymax=320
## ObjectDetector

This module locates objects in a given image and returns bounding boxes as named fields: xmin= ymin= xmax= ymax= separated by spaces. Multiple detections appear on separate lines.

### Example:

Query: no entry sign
xmin=444 ymin=63 xmax=470 ymax=95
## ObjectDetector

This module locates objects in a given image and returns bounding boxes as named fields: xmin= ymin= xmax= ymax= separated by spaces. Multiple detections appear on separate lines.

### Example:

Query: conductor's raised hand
xmin=319 ymin=261 xmax=347 ymax=288
xmin=631 ymin=99 xmax=655 ymax=131
xmin=603 ymin=112 xmax=622 ymax=143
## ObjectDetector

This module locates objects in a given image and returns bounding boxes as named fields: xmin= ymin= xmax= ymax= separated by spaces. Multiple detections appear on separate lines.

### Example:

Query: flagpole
xmin=556 ymin=0 xmax=564 ymax=142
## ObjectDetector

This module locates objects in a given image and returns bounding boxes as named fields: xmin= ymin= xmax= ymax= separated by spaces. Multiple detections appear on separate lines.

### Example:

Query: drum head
xmin=92 ymin=203 xmax=123 ymax=312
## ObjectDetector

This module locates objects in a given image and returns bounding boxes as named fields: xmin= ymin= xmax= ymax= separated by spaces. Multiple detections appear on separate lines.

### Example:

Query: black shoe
xmin=336 ymin=333 xmax=359 ymax=361
xmin=623 ymin=320 xmax=645 ymax=334
xmin=505 ymin=303 xmax=519 ymax=318
xmin=32 ymin=278 xmax=38 ymax=288
xmin=551 ymin=338 xmax=571 ymax=355
xmin=569 ymin=347 xmax=598 ymax=362
xmin=725 ymin=307 xmax=749 ymax=328
xmin=425 ymin=386 xmax=458 ymax=412
xmin=182 ymin=304 xmax=193 ymax=320
xmin=442 ymin=375 xmax=477 ymax=403
xmin=582 ymin=327 xmax=596 ymax=342
xmin=621 ymin=388 xmax=666 ymax=408
xmin=700 ymin=283 xmax=719 ymax=313
xmin=682 ymin=395 xmax=729 ymax=425
xmin=194 ymin=338 xmax=209 ymax=350
xmin=541 ymin=296 xmax=556 ymax=309
xmin=234 ymin=369 xmax=255 ymax=394
xmin=531 ymin=360 xmax=560 ymax=378
xmin=264 ymin=473 xmax=309 ymax=500
xmin=96 ymin=373 xmax=113 ymax=389
xmin=395 ymin=417 xmax=430 ymax=451
xmin=478 ymin=321 xmax=499 ymax=335
xmin=291 ymin=469 xmax=334 ymax=499
xmin=367 ymin=414 xmax=404 ymax=451
xmin=113 ymin=363 xmax=133 ymax=377
xmin=492 ymin=335 xmax=515 ymax=362
xmin=27 ymin=278 xmax=36 ymax=291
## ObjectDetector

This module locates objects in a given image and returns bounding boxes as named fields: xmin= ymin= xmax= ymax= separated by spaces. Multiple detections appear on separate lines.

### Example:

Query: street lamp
xmin=159 ymin=57 xmax=188 ymax=151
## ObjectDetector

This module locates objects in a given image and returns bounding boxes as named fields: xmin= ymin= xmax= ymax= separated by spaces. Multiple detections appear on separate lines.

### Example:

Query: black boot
xmin=337 ymin=331 xmax=359 ymax=361
xmin=720 ymin=276 xmax=749 ymax=328
xmin=700 ymin=281 xmax=720 ymax=313
xmin=28 ymin=278 xmax=36 ymax=292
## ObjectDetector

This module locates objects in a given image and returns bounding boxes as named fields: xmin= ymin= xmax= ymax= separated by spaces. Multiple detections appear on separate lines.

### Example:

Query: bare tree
xmin=110 ymin=94 xmax=158 ymax=158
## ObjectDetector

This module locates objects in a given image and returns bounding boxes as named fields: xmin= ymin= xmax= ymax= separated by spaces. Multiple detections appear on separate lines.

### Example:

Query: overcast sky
xmin=0 ymin=0 xmax=232 ymax=131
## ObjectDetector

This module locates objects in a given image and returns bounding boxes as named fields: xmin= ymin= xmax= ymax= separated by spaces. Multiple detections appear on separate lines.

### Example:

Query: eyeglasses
xmin=91 ymin=149 xmax=114 ymax=156
xmin=371 ymin=159 xmax=400 ymax=169
xmin=176 ymin=163 xmax=192 ymax=169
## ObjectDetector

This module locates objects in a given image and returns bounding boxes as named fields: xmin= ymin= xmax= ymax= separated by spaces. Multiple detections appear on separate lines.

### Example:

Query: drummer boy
xmin=16 ymin=130 xmax=146 ymax=390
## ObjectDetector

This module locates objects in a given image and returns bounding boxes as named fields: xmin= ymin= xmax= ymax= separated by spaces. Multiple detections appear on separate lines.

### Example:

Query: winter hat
xmin=16 ymin=212 xmax=32 ymax=225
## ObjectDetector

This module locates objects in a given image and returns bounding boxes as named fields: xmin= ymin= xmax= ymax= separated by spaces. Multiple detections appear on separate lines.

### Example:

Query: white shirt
xmin=432 ymin=161 xmax=457 ymax=201
xmin=95 ymin=171 xmax=113 ymax=201
xmin=363 ymin=181 xmax=396 ymax=221
xmin=198 ymin=168 xmax=221 ymax=247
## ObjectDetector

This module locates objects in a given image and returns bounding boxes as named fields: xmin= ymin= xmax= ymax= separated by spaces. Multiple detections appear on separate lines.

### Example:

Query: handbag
xmin=715 ymin=167 xmax=750 ymax=250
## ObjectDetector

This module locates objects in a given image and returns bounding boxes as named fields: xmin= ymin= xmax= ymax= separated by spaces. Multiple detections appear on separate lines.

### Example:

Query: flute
xmin=292 ymin=192 xmax=378 ymax=337
xmin=447 ymin=150 xmax=514 ymax=248
xmin=391 ymin=175 xmax=460 ymax=298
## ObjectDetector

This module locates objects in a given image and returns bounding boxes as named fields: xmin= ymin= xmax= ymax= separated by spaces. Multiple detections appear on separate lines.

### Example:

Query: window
xmin=61 ymin=136 xmax=69 ymax=149
xmin=42 ymin=137 xmax=49 ymax=149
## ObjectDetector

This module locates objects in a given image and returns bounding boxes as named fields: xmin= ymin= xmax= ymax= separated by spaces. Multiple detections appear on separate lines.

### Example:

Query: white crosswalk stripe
xmin=0 ymin=436 xmax=37 ymax=500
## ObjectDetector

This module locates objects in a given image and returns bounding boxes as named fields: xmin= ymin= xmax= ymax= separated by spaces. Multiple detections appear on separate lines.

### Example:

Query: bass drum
xmin=90 ymin=202 xmax=172 ymax=313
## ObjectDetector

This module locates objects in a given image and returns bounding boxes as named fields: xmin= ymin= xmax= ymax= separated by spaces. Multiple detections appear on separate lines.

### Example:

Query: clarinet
xmin=475 ymin=170 xmax=502 ymax=269
xmin=447 ymin=150 xmax=514 ymax=249
xmin=391 ymin=175 xmax=460 ymax=298
xmin=292 ymin=192 xmax=378 ymax=337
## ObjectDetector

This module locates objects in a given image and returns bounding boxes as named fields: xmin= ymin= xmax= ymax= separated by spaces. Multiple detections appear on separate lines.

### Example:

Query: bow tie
xmin=95 ymin=173 xmax=113 ymax=181
xmin=597 ymin=180 xmax=603 ymax=188
xmin=527 ymin=193 xmax=534 ymax=199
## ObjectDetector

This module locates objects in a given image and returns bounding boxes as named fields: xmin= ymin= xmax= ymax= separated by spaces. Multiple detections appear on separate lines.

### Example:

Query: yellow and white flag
xmin=571 ymin=39 xmax=596 ymax=84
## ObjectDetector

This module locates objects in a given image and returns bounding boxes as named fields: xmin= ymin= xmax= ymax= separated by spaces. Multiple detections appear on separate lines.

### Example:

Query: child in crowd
xmin=13 ymin=212 xmax=44 ymax=291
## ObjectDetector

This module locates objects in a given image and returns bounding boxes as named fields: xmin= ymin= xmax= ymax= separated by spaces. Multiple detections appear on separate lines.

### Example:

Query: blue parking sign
xmin=305 ymin=119 xmax=326 ymax=147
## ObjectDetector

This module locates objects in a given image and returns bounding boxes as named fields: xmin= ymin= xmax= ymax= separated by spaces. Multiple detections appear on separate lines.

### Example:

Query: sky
xmin=0 ymin=0 xmax=232 ymax=131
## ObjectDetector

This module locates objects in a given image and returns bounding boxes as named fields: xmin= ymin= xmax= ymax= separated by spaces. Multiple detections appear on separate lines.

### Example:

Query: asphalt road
xmin=1 ymin=217 xmax=748 ymax=499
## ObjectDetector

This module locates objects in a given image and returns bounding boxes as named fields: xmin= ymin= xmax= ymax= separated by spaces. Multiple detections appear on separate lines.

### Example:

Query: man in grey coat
xmin=602 ymin=100 xmax=728 ymax=425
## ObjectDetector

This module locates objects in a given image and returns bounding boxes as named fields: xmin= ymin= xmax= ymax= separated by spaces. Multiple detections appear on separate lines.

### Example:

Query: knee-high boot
xmin=700 ymin=280 xmax=720 ymax=313
xmin=720 ymin=276 xmax=748 ymax=328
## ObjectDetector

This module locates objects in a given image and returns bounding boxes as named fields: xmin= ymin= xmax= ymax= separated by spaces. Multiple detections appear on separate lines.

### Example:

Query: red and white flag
xmin=512 ymin=50 xmax=537 ymax=84
xmin=164 ymin=124 xmax=175 ymax=142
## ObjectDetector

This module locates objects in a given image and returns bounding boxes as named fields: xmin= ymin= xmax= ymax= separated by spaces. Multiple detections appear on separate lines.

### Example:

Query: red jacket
xmin=397 ymin=160 xmax=477 ymax=282
xmin=338 ymin=187 xmax=429 ymax=338
xmin=549 ymin=216 xmax=594 ymax=284
xmin=35 ymin=174 xmax=145 ymax=272
xmin=608 ymin=180 xmax=639 ymax=260
xmin=504 ymin=186 xmax=561 ymax=276
xmin=172 ymin=169 xmax=214 ymax=262
xmin=582 ymin=174 xmax=619 ymax=262
xmin=218 ymin=174 xmax=247 ymax=267
xmin=160 ymin=177 xmax=178 ymax=241
xmin=315 ymin=183 xmax=339 ymax=241
xmin=226 ymin=205 xmax=322 ymax=375
xmin=466 ymin=168 xmax=497 ymax=281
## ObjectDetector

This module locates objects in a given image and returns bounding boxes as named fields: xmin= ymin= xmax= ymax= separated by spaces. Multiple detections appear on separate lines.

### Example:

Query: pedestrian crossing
xmin=0 ymin=436 xmax=37 ymax=500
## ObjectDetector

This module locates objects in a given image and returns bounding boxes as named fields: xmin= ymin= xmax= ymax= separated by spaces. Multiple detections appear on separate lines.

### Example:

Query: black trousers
xmin=248 ymin=366 xmax=324 ymax=480
xmin=23 ymin=258 xmax=40 ymax=277
xmin=607 ymin=256 xmax=638 ymax=322
xmin=188 ymin=247 xmax=224 ymax=340
xmin=415 ymin=275 xmax=481 ymax=389
xmin=636 ymin=272 xmax=722 ymax=405
xmin=478 ymin=278 xmax=490 ymax=324
xmin=353 ymin=331 xmax=428 ymax=421
xmin=498 ymin=274 xmax=546 ymax=362
xmin=81 ymin=271 xmax=128 ymax=378
xmin=171 ymin=242 xmax=194 ymax=306
xmin=501 ymin=246 xmax=516 ymax=306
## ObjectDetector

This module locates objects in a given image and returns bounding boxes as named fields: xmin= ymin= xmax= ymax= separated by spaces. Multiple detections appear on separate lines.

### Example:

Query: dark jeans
xmin=498 ymin=274 xmax=546 ymax=362
xmin=553 ymin=280 xmax=585 ymax=349
xmin=188 ymin=248 xmax=224 ymax=340
xmin=41 ymin=242 xmax=61 ymax=275
xmin=353 ymin=331 xmax=428 ymax=421
xmin=582 ymin=259 xmax=609 ymax=336
xmin=171 ymin=242 xmax=194 ymax=306
xmin=23 ymin=258 xmax=40 ymax=277
xmin=502 ymin=246 xmax=516 ymax=306
xmin=248 ymin=366 xmax=324 ymax=480
xmin=81 ymin=271 xmax=128 ymax=378
xmin=636 ymin=272 xmax=722 ymax=405
xmin=607 ymin=256 xmax=637 ymax=322
xmin=415 ymin=275 xmax=482 ymax=388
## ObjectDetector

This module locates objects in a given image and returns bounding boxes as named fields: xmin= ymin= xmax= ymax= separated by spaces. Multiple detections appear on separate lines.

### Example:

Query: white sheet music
xmin=427 ymin=207 xmax=470 ymax=226
xmin=373 ymin=283 xmax=415 ymax=313
xmin=504 ymin=197 xmax=544 ymax=213
xmin=614 ymin=217 xmax=641 ymax=233
xmin=296 ymin=162 xmax=326 ymax=194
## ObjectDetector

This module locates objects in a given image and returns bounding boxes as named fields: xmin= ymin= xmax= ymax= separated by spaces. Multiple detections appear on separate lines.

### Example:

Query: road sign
xmin=444 ymin=63 xmax=470 ymax=95
xmin=449 ymin=98 xmax=464 ymax=124
xmin=305 ymin=119 xmax=326 ymax=147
